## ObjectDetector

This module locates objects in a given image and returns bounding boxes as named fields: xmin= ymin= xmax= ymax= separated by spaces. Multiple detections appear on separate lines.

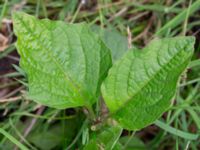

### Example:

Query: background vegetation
xmin=0 ymin=0 xmax=200 ymax=149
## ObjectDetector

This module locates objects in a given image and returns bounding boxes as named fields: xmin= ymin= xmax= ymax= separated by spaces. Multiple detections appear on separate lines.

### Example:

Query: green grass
xmin=0 ymin=0 xmax=200 ymax=149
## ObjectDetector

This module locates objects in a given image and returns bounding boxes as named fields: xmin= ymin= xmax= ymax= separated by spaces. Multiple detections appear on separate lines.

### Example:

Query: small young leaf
xmin=13 ymin=12 xmax=112 ymax=109
xmin=84 ymin=125 xmax=122 ymax=150
xmin=101 ymin=37 xmax=195 ymax=130
xmin=118 ymin=136 xmax=146 ymax=150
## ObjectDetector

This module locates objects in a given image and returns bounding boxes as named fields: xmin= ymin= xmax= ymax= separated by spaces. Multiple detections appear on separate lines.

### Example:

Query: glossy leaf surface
xmin=101 ymin=37 xmax=194 ymax=130
xmin=13 ymin=12 xmax=112 ymax=109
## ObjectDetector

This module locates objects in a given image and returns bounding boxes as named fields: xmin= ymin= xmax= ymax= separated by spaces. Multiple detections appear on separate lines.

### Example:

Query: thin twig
xmin=132 ymin=15 xmax=154 ymax=42
xmin=127 ymin=26 xmax=132 ymax=49
xmin=23 ymin=106 xmax=45 ymax=137
xmin=128 ymin=11 xmax=149 ymax=22
xmin=5 ymin=55 xmax=20 ymax=62
xmin=0 ymin=96 xmax=21 ymax=103
xmin=1 ymin=86 xmax=24 ymax=99
xmin=108 ymin=7 xmax=128 ymax=22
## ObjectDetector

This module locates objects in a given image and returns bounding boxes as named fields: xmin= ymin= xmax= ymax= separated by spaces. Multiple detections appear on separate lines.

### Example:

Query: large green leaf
xmin=13 ymin=12 xmax=112 ymax=109
xmin=101 ymin=37 xmax=195 ymax=130
xmin=91 ymin=25 xmax=128 ymax=61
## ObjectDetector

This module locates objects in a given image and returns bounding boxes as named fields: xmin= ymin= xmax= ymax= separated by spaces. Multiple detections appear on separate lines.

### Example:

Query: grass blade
xmin=156 ymin=0 xmax=200 ymax=36
xmin=0 ymin=128 xmax=29 ymax=150
xmin=155 ymin=120 xmax=198 ymax=140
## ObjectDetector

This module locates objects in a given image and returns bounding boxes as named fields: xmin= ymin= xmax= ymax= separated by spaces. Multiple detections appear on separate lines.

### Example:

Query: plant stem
xmin=86 ymin=105 xmax=96 ymax=121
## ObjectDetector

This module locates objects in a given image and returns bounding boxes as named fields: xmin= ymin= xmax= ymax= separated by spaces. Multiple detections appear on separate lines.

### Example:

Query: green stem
xmin=86 ymin=105 xmax=96 ymax=121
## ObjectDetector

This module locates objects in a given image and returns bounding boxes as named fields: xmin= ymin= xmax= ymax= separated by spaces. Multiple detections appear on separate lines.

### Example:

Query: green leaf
xmin=91 ymin=25 xmax=128 ymax=61
xmin=28 ymin=125 xmax=63 ymax=150
xmin=101 ymin=37 xmax=195 ymax=130
xmin=118 ymin=136 xmax=146 ymax=150
xmin=13 ymin=12 xmax=112 ymax=109
xmin=84 ymin=125 xmax=122 ymax=150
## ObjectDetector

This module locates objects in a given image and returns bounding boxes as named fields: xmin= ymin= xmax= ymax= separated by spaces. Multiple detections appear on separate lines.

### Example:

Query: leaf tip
xmin=12 ymin=11 xmax=28 ymax=22
xmin=12 ymin=11 xmax=35 ymax=35
xmin=183 ymin=36 xmax=195 ymax=52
